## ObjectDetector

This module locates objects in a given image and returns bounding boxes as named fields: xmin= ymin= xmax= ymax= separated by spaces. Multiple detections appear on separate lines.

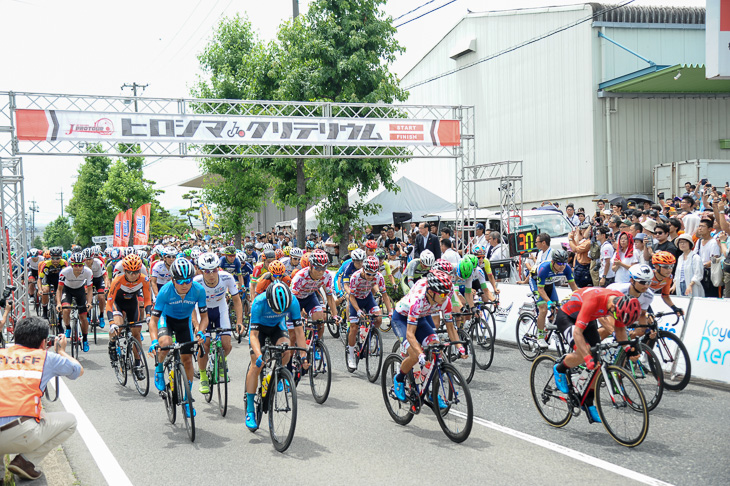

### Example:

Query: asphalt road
xmin=44 ymin=328 xmax=730 ymax=486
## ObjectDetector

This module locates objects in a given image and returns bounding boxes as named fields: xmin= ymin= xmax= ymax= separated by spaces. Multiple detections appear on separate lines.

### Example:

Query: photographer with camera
xmin=0 ymin=316 xmax=83 ymax=481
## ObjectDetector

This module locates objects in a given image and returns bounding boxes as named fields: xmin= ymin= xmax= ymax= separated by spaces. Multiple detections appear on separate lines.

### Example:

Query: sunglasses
xmin=634 ymin=280 xmax=651 ymax=286
xmin=175 ymin=278 xmax=193 ymax=285
xmin=363 ymin=270 xmax=376 ymax=276
xmin=655 ymin=231 xmax=665 ymax=235
xmin=125 ymin=270 xmax=141 ymax=276
xmin=202 ymin=269 xmax=217 ymax=274
xmin=164 ymin=255 xmax=175 ymax=259
xmin=52 ymin=257 xmax=61 ymax=261
xmin=433 ymin=292 xmax=447 ymax=299
xmin=311 ymin=265 xmax=326 ymax=270
xmin=656 ymin=264 xmax=673 ymax=270
xmin=71 ymin=263 xmax=85 ymax=268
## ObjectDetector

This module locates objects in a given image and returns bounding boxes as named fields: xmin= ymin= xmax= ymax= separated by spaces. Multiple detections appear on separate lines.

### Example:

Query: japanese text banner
xmin=14 ymin=109 xmax=460 ymax=147
xmin=133 ymin=203 xmax=151 ymax=246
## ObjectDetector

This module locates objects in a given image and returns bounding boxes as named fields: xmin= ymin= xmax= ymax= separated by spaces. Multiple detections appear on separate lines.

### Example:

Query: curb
xmin=3 ymin=446 xmax=77 ymax=486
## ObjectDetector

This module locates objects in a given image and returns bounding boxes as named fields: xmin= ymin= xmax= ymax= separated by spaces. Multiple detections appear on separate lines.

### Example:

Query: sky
xmin=0 ymin=0 xmax=706 ymax=227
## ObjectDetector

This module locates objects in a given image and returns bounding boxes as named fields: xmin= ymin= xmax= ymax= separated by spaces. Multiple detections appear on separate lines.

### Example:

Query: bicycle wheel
xmin=326 ymin=315 xmax=340 ymax=338
xmin=471 ymin=317 xmax=494 ymax=371
xmin=164 ymin=366 xmax=176 ymax=424
xmin=595 ymin=365 xmax=649 ymax=447
xmin=0 ymin=330 xmax=4 ymax=349
xmin=516 ymin=313 xmax=540 ymax=361
xmin=448 ymin=329 xmax=475 ymax=383
xmin=529 ymin=355 xmax=571 ymax=427
xmin=115 ymin=342 xmax=128 ymax=386
xmin=432 ymin=363 xmax=473 ymax=443
xmin=338 ymin=311 xmax=349 ymax=347
xmin=380 ymin=354 xmax=413 ymax=426
xmin=90 ymin=304 xmax=98 ymax=345
xmin=204 ymin=357 xmax=214 ymax=403
xmin=380 ymin=312 xmax=391 ymax=333
xmin=268 ymin=367 xmax=297 ymax=452
xmin=44 ymin=376 xmax=59 ymax=402
xmin=652 ymin=331 xmax=691 ymax=391
xmin=309 ymin=340 xmax=331 ymax=404
xmin=481 ymin=306 xmax=497 ymax=343
xmin=616 ymin=344 xmax=663 ymax=412
xmin=366 ymin=328 xmax=383 ymax=383
xmin=176 ymin=363 xmax=195 ymax=442
xmin=129 ymin=338 xmax=149 ymax=397
xmin=217 ymin=350 xmax=228 ymax=417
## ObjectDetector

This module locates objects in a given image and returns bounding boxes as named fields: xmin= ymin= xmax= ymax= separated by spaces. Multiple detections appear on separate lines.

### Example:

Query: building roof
xmin=588 ymin=3 xmax=705 ymax=25
xmin=601 ymin=64 xmax=730 ymax=94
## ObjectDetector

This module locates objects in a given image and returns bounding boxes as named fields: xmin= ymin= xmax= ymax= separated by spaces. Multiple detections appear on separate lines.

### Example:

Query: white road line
xmin=56 ymin=379 xmax=133 ymax=486
xmin=454 ymin=411 xmax=673 ymax=486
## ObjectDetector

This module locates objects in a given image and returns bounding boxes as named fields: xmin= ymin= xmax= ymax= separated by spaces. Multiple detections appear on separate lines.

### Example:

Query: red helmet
xmin=122 ymin=254 xmax=143 ymax=272
xmin=364 ymin=240 xmax=378 ymax=250
xmin=433 ymin=258 xmax=453 ymax=274
xmin=274 ymin=248 xmax=284 ymax=260
xmin=268 ymin=260 xmax=286 ymax=277
xmin=363 ymin=256 xmax=379 ymax=273
xmin=426 ymin=270 xmax=453 ymax=294
xmin=614 ymin=295 xmax=641 ymax=325
xmin=310 ymin=249 xmax=329 ymax=268
xmin=651 ymin=251 xmax=676 ymax=266
xmin=300 ymin=254 xmax=310 ymax=268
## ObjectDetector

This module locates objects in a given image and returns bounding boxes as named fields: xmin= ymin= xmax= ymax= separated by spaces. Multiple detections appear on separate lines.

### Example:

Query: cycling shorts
xmin=61 ymin=286 xmax=88 ymax=315
xmin=43 ymin=274 xmax=60 ymax=288
xmin=112 ymin=294 xmax=141 ymax=322
xmin=249 ymin=324 xmax=288 ymax=354
xmin=554 ymin=308 xmax=601 ymax=349
xmin=297 ymin=293 xmax=323 ymax=315
xmin=158 ymin=315 xmax=195 ymax=354
xmin=390 ymin=311 xmax=437 ymax=349
xmin=529 ymin=279 xmax=558 ymax=306
xmin=91 ymin=275 xmax=106 ymax=294
xmin=205 ymin=307 xmax=231 ymax=336
xmin=348 ymin=294 xmax=380 ymax=322
xmin=28 ymin=269 xmax=38 ymax=281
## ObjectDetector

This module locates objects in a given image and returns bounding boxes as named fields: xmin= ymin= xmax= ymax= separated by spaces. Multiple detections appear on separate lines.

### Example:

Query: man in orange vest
xmin=0 ymin=316 xmax=83 ymax=481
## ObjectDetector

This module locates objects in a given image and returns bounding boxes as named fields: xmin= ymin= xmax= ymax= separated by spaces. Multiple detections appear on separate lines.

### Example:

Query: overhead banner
xmin=14 ymin=109 xmax=461 ymax=147
xmin=92 ymin=235 xmax=114 ymax=247
xmin=113 ymin=212 xmax=123 ymax=247
xmin=121 ymin=208 xmax=133 ymax=245
xmin=133 ymin=203 xmax=151 ymax=246
xmin=707 ymin=0 xmax=730 ymax=80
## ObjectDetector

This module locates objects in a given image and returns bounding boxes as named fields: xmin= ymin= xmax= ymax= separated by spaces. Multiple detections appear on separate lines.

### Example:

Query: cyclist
xmin=254 ymin=260 xmax=292 ymax=297
xmin=608 ymin=264 xmax=655 ymax=333
xmin=647 ymin=251 xmax=684 ymax=313
xmin=529 ymin=249 xmax=578 ymax=349
xmin=149 ymin=259 xmax=208 ymax=418
xmin=189 ymin=248 xmax=202 ymax=276
xmin=401 ymin=249 xmax=434 ymax=293
xmin=335 ymin=248 xmax=365 ymax=304
xmin=193 ymin=252 xmax=242 ymax=395
xmin=245 ymin=282 xmax=301 ymax=430
xmin=57 ymin=253 xmax=94 ymax=352
xmin=280 ymin=247 xmax=303 ymax=277
xmin=82 ymin=248 xmax=107 ymax=329
xmin=104 ymin=248 xmax=123 ymax=288
xmin=472 ymin=246 xmax=500 ymax=302
xmin=346 ymin=256 xmax=393 ymax=368
xmin=26 ymin=248 xmax=43 ymax=306
xmin=390 ymin=271 xmax=453 ymax=401
xmin=552 ymin=287 xmax=641 ymax=423
xmin=290 ymin=249 xmax=338 ymax=338
xmin=150 ymin=247 xmax=176 ymax=297
xmin=39 ymin=247 xmax=67 ymax=320
xmin=219 ymin=246 xmax=244 ymax=290
xmin=250 ymin=249 xmax=276 ymax=297
xmin=363 ymin=239 xmax=378 ymax=257
xmin=91 ymin=245 xmax=105 ymax=266
xmin=374 ymin=249 xmax=396 ymax=287
xmin=106 ymin=254 xmax=152 ymax=380
xmin=243 ymin=242 xmax=258 ymax=266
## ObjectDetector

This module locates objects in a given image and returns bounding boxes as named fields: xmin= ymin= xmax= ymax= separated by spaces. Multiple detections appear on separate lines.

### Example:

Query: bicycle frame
xmin=404 ymin=341 xmax=465 ymax=413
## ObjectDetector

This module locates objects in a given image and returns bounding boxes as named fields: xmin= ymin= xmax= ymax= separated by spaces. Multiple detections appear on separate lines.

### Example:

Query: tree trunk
xmin=338 ymin=197 xmax=350 ymax=260
xmin=296 ymin=158 xmax=306 ymax=249
xmin=235 ymin=231 xmax=242 ymax=248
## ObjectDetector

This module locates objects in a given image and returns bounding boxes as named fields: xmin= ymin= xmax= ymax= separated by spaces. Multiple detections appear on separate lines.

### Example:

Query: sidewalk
xmin=3 ymin=446 xmax=77 ymax=486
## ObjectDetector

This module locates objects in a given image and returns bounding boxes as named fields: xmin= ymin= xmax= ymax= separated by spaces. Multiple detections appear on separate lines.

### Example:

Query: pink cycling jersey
xmin=395 ymin=279 xmax=453 ymax=325
xmin=291 ymin=267 xmax=334 ymax=299
xmin=348 ymin=269 xmax=385 ymax=300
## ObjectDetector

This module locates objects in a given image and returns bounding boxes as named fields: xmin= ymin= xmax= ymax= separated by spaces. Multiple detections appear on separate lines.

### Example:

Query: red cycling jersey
xmin=560 ymin=287 xmax=624 ymax=331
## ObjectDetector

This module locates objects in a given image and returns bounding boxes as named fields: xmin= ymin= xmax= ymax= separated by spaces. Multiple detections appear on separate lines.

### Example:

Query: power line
xmin=403 ymin=0 xmax=637 ymax=90
xmin=395 ymin=0 xmax=458 ymax=28
xmin=393 ymin=0 xmax=438 ymax=22
xmin=148 ymin=0 xmax=205 ymax=65
xmin=165 ymin=0 xmax=224 ymax=65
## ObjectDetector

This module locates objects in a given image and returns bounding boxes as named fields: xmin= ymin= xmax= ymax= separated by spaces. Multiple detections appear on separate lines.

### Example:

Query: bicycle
xmin=613 ymin=341 xmax=664 ymax=412
xmin=291 ymin=319 xmax=332 ymax=404
xmin=230 ymin=291 xmax=250 ymax=344
xmin=89 ymin=294 xmax=100 ymax=345
xmin=202 ymin=327 xmax=230 ymax=416
xmin=460 ymin=301 xmax=495 ymax=371
xmin=65 ymin=301 xmax=83 ymax=360
xmin=375 ymin=293 xmax=391 ymax=333
xmin=382 ymin=340 xmax=473 ymax=443
xmin=111 ymin=321 xmax=150 ymax=397
xmin=475 ymin=291 xmax=498 ymax=341
xmin=640 ymin=310 xmax=691 ymax=391
xmin=530 ymin=338 xmax=649 ymax=448
xmin=155 ymin=340 xmax=202 ymax=442
xmin=344 ymin=314 xmax=383 ymax=383
xmin=432 ymin=313 xmax=476 ymax=383
xmin=516 ymin=294 xmax=560 ymax=361
xmin=247 ymin=343 xmax=305 ymax=452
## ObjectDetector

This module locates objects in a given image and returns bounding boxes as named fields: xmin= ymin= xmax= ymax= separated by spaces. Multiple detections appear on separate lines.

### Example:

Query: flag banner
xmin=133 ymin=203 xmax=151 ymax=246
xmin=14 ymin=110 xmax=461 ymax=147
xmin=121 ymin=208 xmax=133 ymax=244
xmin=113 ymin=212 xmax=123 ymax=247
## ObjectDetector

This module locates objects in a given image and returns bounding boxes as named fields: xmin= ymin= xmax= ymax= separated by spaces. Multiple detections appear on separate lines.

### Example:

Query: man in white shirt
xmin=534 ymin=233 xmax=552 ymax=265
xmin=596 ymin=226 xmax=615 ymax=286
xmin=469 ymin=223 xmax=488 ymax=252
xmin=487 ymin=231 xmax=508 ymax=261
xmin=694 ymin=218 xmax=720 ymax=297
xmin=440 ymin=238 xmax=460 ymax=269
xmin=565 ymin=204 xmax=579 ymax=226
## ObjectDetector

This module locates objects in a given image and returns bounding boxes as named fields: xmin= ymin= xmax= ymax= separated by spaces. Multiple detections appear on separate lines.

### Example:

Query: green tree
xmin=276 ymin=0 xmax=408 ymax=257
xmin=179 ymin=190 xmax=202 ymax=229
xmin=32 ymin=236 xmax=43 ymax=249
xmin=150 ymin=200 xmax=189 ymax=238
xmin=66 ymin=144 xmax=116 ymax=246
xmin=44 ymin=216 xmax=74 ymax=249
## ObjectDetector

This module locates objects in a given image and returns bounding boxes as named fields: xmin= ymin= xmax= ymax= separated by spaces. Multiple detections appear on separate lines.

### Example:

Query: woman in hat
xmin=673 ymin=233 xmax=704 ymax=297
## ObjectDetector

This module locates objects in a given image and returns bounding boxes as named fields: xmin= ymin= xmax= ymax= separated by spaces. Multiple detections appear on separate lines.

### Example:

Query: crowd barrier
xmin=491 ymin=284 xmax=729 ymax=387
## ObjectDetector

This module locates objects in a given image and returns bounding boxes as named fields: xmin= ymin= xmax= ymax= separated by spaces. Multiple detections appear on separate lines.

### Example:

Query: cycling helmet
xmin=69 ymin=252 xmax=84 ymax=264
xmin=363 ymin=256 xmax=379 ymax=273
xmin=244 ymin=242 xmax=254 ymax=250
xmin=433 ymin=258 xmax=453 ymax=274
xmin=49 ymin=247 xmax=63 ymax=258
xmin=629 ymin=264 xmax=653 ymax=284
xmin=652 ymin=251 xmax=676 ymax=266
xmin=71 ymin=245 xmax=82 ymax=253
xmin=426 ymin=270 xmax=453 ymax=294
xmin=263 ymin=243 xmax=274 ymax=252
xmin=283 ymin=246 xmax=291 ymax=256
xmin=198 ymin=252 xmax=219 ymax=270
xmin=165 ymin=246 xmax=178 ymax=258
xmin=473 ymin=245 xmax=487 ymax=256
xmin=183 ymin=248 xmax=192 ymax=258
xmin=223 ymin=246 xmax=236 ymax=256
xmin=190 ymin=248 xmax=201 ymax=261
xmin=419 ymin=250 xmax=435 ymax=268
xmin=263 ymin=249 xmax=276 ymax=260
xmin=364 ymin=240 xmax=378 ymax=250
xmin=310 ymin=249 xmax=329 ymax=268
xmin=374 ymin=249 xmax=386 ymax=261
xmin=464 ymin=254 xmax=479 ymax=268
xmin=125 ymin=247 xmax=134 ymax=256
xmin=170 ymin=258 xmax=196 ymax=281
xmin=110 ymin=248 xmax=121 ymax=260
xmin=306 ymin=240 xmax=315 ymax=249
xmin=63 ymin=251 xmax=71 ymax=260
xmin=290 ymin=247 xmax=303 ymax=259
xmin=300 ymin=254 xmax=310 ymax=268
xmin=552 ymin=249 xmax=570 ymax=264
xmin=81 ymin=248 xmax=93 ymax=260
xmin=29 ymin=248 xmax=38 ymax=257
xmin=43 ymin=250 xmax=51 ymax=259
xmin=347 ymin=243 xmax=358 ymax=251
xmin=268 ymin=260 xmax=286 ymax=277
xmin=236 ymin=251 xmax=246 ymax=263
xmin=91 ymin=245 xmax=102 ymax=256
xmin=122 ymin=254 xmax=143 ymax=272
xmin=614 ymin=295 xmax=641 ymax=325
xmin=152 ymin=244 xmax=164 ymax=255
xmin=139 ymin=250 xmax=148 ymax=259
xmin=266 ymin=282 xmax=292 ymax=314
xmin=456 ymin=258 xmax=474 ymax=279
xmin=351 ymin=249 xmax=366 ymax=262
xmin=275 ymin=248 xmax=284 ymax=260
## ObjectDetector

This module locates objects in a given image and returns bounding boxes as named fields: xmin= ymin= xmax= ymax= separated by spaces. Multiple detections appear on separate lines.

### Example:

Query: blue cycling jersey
xmin=240 ymin=261 xmax=254 ymax=288
xmin=333 ymin=260 xmax=350 ymax=294
xmin=250 ymin=292 xmax=301 ymax=329
xmin=154 ymin=281 xmax=208 ymax=319
xmin=533 ymin=261 xmax=574 ymax=287
xmin=219 ymin=256 xmax=241 ymax=276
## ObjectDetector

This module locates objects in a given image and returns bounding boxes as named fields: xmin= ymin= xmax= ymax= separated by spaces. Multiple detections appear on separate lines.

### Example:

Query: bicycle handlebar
xmin=589 ymin=338 xmax=640 ymax=356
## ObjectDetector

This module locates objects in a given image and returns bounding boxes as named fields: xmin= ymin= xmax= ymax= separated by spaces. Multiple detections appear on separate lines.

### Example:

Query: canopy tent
xmin=292 ymin=177 xmax=456 ymax=230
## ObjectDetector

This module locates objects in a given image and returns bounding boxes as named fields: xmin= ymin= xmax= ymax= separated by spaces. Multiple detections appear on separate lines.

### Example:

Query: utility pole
xmin=28 ymin=200 xmax=38 ymax=243
xmin=293 ymin=0 xmax=307 ymax=250
xmin=56 ymin=191 xmax=64 ymax=218
xmin=121 ymin=82 xmax=148 ymax=112
xmin=292 ymin=0 xmax=299 ymax=18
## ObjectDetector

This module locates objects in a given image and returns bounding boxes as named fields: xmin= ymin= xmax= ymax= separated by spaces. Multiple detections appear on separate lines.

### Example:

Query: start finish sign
xmin=508 ymin=229 xmax=537 ymax=257
xmin=14 ymin=109 xmax=461 ymax=148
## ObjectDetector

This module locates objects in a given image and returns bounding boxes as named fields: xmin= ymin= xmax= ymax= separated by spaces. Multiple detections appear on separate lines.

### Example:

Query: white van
xmin=485 ymin=209 xmax=573 ymax=252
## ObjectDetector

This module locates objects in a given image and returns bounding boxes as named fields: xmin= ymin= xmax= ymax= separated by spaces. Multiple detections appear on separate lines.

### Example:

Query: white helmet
xmin=165 ymin=246 xmax=178 ymax=257
xmin=629 ymin=264 xmax=653 ymax=285
xmin=290 ymin=247 xmax=304 ymax=258
xmin=198 ymin=252 xmax=219 ymax=271
xmin=420 ymin=250 xmax=435 ymax=267
xmin=263 ymin=243 xmax=274 ymax=251
xmin=153 ymin=244 xmax=164 ymax=255
xmin=351 ymin=249 xmax=366 ymax=261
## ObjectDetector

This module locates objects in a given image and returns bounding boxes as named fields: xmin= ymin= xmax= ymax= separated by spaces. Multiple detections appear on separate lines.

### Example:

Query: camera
xmin=657 ymin=192 xmax=665 ymax=200
xmin=46 ymin=336 xmax=56 ymax=347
